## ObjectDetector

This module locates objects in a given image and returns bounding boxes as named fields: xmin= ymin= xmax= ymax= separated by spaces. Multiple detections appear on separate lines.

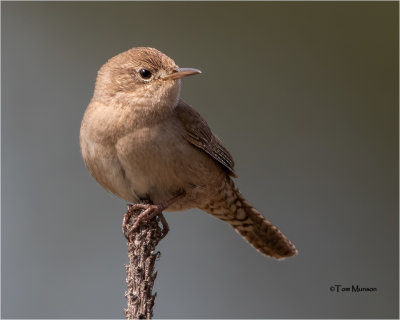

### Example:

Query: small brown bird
xmin=80 ymin=47 xmax=297 ymax=259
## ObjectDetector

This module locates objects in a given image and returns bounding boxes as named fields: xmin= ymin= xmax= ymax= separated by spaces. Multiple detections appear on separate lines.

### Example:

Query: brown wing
xmin=174 ymin=99 xmax=236 ymax=177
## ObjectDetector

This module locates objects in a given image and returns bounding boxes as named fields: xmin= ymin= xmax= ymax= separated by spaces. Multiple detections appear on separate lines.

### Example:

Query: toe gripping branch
xmin=122 ymin=203 xmax=170 ymax=241
xmin=122 ymin=191 xmax=185 ymax=241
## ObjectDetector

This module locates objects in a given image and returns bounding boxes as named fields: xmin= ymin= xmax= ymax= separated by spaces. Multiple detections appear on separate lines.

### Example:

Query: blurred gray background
xmin=1 ymin=2 xmax=398 ymax=319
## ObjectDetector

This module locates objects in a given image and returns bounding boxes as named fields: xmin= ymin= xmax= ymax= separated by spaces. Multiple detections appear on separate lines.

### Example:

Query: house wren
xmin=80 ymin=47 xmax=297 ymax=259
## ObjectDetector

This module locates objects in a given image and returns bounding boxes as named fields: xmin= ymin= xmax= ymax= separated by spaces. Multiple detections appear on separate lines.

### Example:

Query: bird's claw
xmin=122 ymin=192 xmax=185 ymax=241
xmin=122 ymin=203 xmax=169 ymax=241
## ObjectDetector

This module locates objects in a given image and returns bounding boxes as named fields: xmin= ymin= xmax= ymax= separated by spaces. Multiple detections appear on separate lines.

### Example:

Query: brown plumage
xmin=80 ymin=47 xmax=297 ymax=259
xmin=175 ymin=100 xmax=236 ymax=177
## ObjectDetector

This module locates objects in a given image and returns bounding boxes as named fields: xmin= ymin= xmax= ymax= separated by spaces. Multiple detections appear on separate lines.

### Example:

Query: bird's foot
xmin=122 ymin=191 xmax=185 ymax=241
xmin=125 ymin=203 xmax=165 ymax=240
xmin=122 ymin=203 xmax=150 ymax=240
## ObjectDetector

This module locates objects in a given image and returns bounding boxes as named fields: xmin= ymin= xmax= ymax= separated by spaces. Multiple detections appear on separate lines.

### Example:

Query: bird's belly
xmin=117 ymin=126 xmax=190 ymax=199
xmin=115 ymin=122 xmax=223 ymax=207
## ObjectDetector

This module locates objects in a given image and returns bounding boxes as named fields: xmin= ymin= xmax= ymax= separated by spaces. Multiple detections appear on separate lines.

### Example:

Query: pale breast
xmin=80 ymin=102 xmax=140 ymax=202
xmin=80 ymin=131 xmax=140 ymax=202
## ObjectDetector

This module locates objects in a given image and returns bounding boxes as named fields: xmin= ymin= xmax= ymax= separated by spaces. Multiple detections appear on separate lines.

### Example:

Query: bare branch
xmin=123 ymin=206 xmax=167 ymax=319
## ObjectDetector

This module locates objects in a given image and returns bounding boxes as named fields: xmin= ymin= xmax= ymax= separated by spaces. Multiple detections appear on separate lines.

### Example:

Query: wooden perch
xmin=123 ymin=205 xmax=168 ymax=319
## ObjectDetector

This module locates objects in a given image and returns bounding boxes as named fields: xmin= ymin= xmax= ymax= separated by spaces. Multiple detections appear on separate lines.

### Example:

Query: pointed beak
xmin=162 ymin=67 xmax=202 ymax=80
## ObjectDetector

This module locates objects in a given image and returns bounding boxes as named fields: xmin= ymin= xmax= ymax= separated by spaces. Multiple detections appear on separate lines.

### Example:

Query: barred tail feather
xmin=232 ymin=192 xmax=297 ymax=259
xmin=203 ymin=179 xmax=297 ymax=259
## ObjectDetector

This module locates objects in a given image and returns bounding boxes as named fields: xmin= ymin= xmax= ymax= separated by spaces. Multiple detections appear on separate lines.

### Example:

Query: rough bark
xmin=124 ymin=207 xmax=165 ymax=319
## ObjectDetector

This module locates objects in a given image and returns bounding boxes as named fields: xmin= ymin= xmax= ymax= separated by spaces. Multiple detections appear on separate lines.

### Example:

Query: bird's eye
xmin=139 ymin=68 xmax=152 ymax=80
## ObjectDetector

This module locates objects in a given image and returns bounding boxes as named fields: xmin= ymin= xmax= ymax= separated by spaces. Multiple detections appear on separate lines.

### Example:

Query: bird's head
xmin=93 ymin=47 xmax=201 ymax=111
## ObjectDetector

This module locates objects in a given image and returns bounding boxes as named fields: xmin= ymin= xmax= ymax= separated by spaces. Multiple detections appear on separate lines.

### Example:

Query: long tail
xmin=202 ymin=179 xmax=297 ymax=259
